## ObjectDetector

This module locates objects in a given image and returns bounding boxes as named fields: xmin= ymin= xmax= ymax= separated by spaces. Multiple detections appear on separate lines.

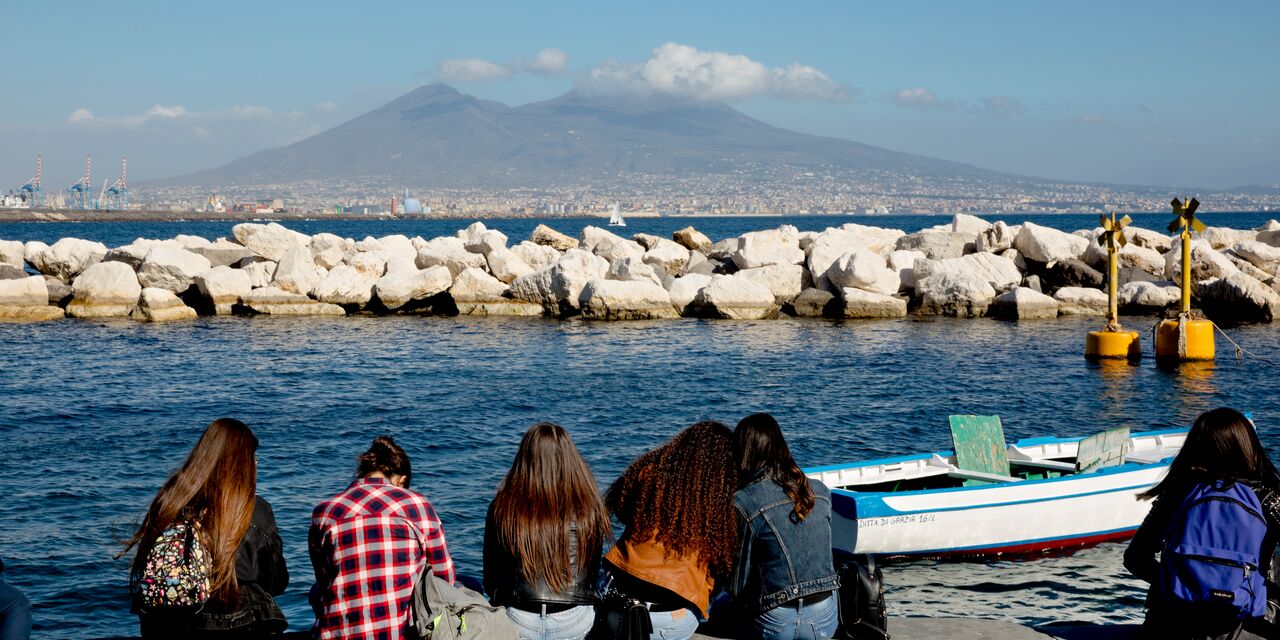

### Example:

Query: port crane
xmin=19 ymin=155 xmax=44 ymax=207
xmin=102 ymin=158 xmax=128 ymax=210
xmin=67 ymin=155 xmax=93 ymax=210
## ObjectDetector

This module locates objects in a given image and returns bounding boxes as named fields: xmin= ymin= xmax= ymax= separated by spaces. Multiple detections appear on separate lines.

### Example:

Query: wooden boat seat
xmin=946 ymin=468 xmax=1022 ymax=484
xmin=1007 ymin=447 xmax=1077 ymax=472
xmin=1076 ymin=426 xmax=1131 ymax=472
xmin=949 ymin=415 xmax=1014 ymax=486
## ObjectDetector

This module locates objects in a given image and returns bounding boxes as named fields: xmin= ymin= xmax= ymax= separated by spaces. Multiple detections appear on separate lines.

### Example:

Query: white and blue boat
xmin=805 ymin=427 xmax=1187 ymax=559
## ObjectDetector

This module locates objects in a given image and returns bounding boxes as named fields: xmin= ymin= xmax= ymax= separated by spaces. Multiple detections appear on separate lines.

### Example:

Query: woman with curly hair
xmin=731 ymin=413 xmax=838 ymax=640
xmin=604 ymin=421 xmax=738 ymax=640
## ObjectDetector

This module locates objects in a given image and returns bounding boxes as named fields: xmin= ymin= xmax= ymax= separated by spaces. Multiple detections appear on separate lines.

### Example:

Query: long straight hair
xmin=734 ymin=413 xmax=815 ymax=521
xmin=1141 ymin=408 xmax=1280 ymax=500
xmin=120 ymin=418 xmax=259 ymax=603
xmin=491 ymin=423 xmax=610 ymax=592
xmin=605 ymin=421 xmax=738 ymax=580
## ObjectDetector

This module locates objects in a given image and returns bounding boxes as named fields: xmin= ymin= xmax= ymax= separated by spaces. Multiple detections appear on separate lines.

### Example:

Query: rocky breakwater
xmin=3 ymin=216 xmax=1280 ymax=324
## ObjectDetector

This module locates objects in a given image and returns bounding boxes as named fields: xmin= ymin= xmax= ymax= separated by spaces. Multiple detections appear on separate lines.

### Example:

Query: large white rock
xmin=1124 ymin=227 xmax=1172 ymax=252
xmin=630 ymin=233 xmax=663 ymax=251
xmin=309 ymin=233 xmax=350 ymax=269
xmin=31 ymin=237 xmax=108 ymax=281
xmin=345 ymin=251 xmax=388 ymax=278
xmin=173 ymin=234 xmax=212 ymax=250
xmin=374 ymin=265 xmax=453 ymax=310
xmin=1164 ymin=239 xmax=1239 ymax=282
xmin=692 ymin=274 xmax=779 ymax=320
xmin=976 ymin=222 xmax=1019 ymax=253
xmin=509 ymin=249 xmax=609 ymax=313
xmin=137 ymin=246 xmax=212 ymax=292
xmin=415 ymin=238 xmax=488 ymax=277
xmin=681 ymin=251 xmax=714 ymax=277
xmin=195 ymin=266 xmax=252 ymax=315
xmin=989 ymin=287 xmax=1059 ymax=320
xmin=0 ymin=276 xmax=63 ymax=321
xmin=271 ymin=246 xmax=326 ymax=295
xmin=888 ymin=250 xmax=927 ymax=290
xmin=67 ymin=261 xmax=142 ymax=318
xmin=1118 ymin=280 xmax=1180 ymax=311
xmin=1232 ymin=241 xmax=1280 ymax=274
xmin=805 ymin=225 xmax=905 ymax=289
xmin=465 ymin=229 xmax=509 ymax=256
xmin=667 ymin=274 xmax=713 ymax=314
xmin=188 ymin=239 xmax=255 ymax=268
xmin=579 ymin=226 xmax=628 ymax=254
xmin=1260 ymin=229 xmax=1280 ymax=248
xmin=642 ymin=239 xmax=691 ymax=276
xmin=827 ymin=250 xmax=899 ymax=295
xmin=104 ymin=239 xmax=180 ymax=270
xmin=376 ymin=235 xmax=418 ymax=266
xmin=1013 ymin=222 xmax=1090 ymax=263
xmin=734 ymin=263 xmax=807 ymax=305
xmin=240 ymin=259 xmax=277 ymax=288
xmin=673 ymin=226 xmax=713 ymax=252
xmin=579 ymin=279 xmax=678 ymax=320
xmin=312 ymin=265 xmax=379 ymax=306
xmin=912 ymin=252 xmax=1022 ymax=293
xmin=486 ymin=247 xmax=535 ymax=284
xmin=790 ymin=287 xmax=837 ymax=318
xmin=231 ymin=222 xmax=308 ymax=261
xmin=240 ymin=286 xmax=346 ymax=316
xmin=952 ymin=214 xmax=993 ymax=234
xmin=530 ymin=224 xmax=578 ymax=251
xmin=732 ymin=226 xmax=805 ymax=270
xmin=449 ymin=267 xmax=544 ymax=316
xmin=596 ymin=238 xmax=645 ymax=263
xmin=1117 ymin=244 xmax=1166 ymax=276
xmin=916 ymin=272 xmax=997 ymax=317
xmin=23 ymin=241 xmax=49 ymax=267
xmin=1200 ymin=227 xmax=1255 ymax=250
xmin=131 ymin=287 xmax=197 ymax=322
xmin=607 ymin=256 xmax=664 ymax=287
xmin=1053 ymin=287 xmax=1108 ymax=316
xmin=511 ymin=241 xmax=561 ymax=271
xmin=0 ymin=240 xmax=24 ymax=269
xmin=840 ymin=288 xmax=907 ymax=318
xmin=1196 ymin=271 xmax=1280 ymax=323
xmin=894 ymin=230 xmax=973 ymax=260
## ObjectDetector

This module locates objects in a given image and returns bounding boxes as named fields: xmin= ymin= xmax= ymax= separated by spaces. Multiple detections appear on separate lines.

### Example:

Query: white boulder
xmin=1200 ymin=227 xmax=1255 ymax=250
xmin=309 ymin=233 xmax=350 ymax=269
xmin=840 ymin=288 xmax=907 ymax=318
xmin=1118 ymin=281 xmax=1180 ymax=311
xmin=790 ymin=287 xmax=837 ymax=318
xmin=509 ymin=249 xmax=610 ymax=313
xmin=1164 ymin=239 xmax=1239 ymax=282
xmin=673 ymin=226 xmax=713 ymax=252
xmin=1053 ymin=287 xmax=1108 ymax=316
xmin=271 ymin=247 xmax=326 ymax=295
xmin=734 ymin=263 xmax=807 ymax=305
xmin=888 ymin=250 xmax=927 ymax=290
xmin=667 ymin=274 xmax=713 ymax=314
xmin=951 ymin=214 xmax=993 ymax=234
xmin=579 ymin=279 xmax=679 ymax=320
xmin=1013 ymin=222 xmax=1089 ymax=264
xmin=131 ymin=287 xmax=197 ymax=322
xmin=374 ymin=266 xmax=453 ymax=310
xmin=312 ymin=265 xmax=379 ymax=306
xmin=579 ymin=226 xmax=627 ymax=254
xmin=916 ymin=272 xmax=997 ymax=317
xmin=895 ymin=230 xmax=973 ymax=260
xmin=989 ymin=287 xmax=1060 ymax=320
xmin=195 ymin=266 xmax=253 ymax=315
xmin=692 ymin=274 xmax=779 ymax=320
xmin=486 ymin=247 xmax=535 ymax=284
xmin=732 ymin=226 xmax=805 ymax=270
xmin=642 ymin=239 xmax=691 ymax=276
xmin=912 ymin=252 xmax=1022 ymax=293
xmin=1195 ymin=272 xmax=1280 ymax=323
xmin=67 ymin=261 xmax=142 ymax=318
xmin=345 ymin=251 xmax=388 ymax=278
xmin=137 ymin=246 xmax=212 ymax=292
xmin=827 ymin=250 xmax=899 ymax=295
xmin=530 ymin=224 xmax=578 ymax=251
xmin=231 ymin=222 xmax=308 ymax=261
xmin=511 ymin=241 xmax=561 ymax=271
xmin=1232 ymin=241 xmax=1280 ymax=274
xmin=416 ymin=238 xmax=489 ymax=277
xmin=449 ymin=267 xmax=543 ymax=316
xmin=240 ymin=287 xmax=346 ymax=316
xmin=607 ymin=256 xmax=664 ymax=287
xmin=0 ymin=276 xmax=63 ymax=321
xmin=0 ymin=240 xmax=24 ymax=269
xmin=976 ymin=222 xmax=1019 ymax=253
xmin=31 ymin=237 xmax=108 ymax=281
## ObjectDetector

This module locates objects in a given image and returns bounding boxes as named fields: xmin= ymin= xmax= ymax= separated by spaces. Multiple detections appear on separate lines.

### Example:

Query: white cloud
xmin=67 ymin=108 xmax=94 ymax=123
xmin=144 ymin=105 xmax=187 ymax=118
xmin=979 ymin=95 xmax=1026 ymax=117
xmin=890 ymin=88 xmax=957 ymax=111
xmin=229 ymin=105 xmax=273 ymax=118
xmin=437 ymin=58 xmax=512 ymax=82
xmin=316 ymin=100 xmax=339 ymax=113
xmin=524 ymin=48 xmax=568 ymax=76
xmin=579 ymin=42 xmax=849 ymax=102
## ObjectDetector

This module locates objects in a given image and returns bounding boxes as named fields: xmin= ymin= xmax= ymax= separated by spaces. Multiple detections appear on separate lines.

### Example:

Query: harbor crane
xmin=19 ymin=155 xmax=44 ymax=207
xmin=67 ymin=154 xmax=93 ymax=210
xmin=102 ymin=158 xmax=128 ymax=210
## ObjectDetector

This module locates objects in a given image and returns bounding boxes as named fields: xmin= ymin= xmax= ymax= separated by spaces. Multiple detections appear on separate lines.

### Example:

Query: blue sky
xmin=2 ymin=0 xmax=1276 ymax=189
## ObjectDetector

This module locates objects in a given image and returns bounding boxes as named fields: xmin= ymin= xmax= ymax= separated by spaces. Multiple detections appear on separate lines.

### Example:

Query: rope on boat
xmin=1210 ymin=320 xmax=1277 ymax=366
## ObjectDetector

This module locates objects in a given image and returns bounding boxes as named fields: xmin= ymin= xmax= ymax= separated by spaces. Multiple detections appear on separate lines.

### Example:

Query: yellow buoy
xmin=1155 ymin=317 xmax=1215 ymax=361
xmin=1086 ymin=330 xmax=1142 ymax=360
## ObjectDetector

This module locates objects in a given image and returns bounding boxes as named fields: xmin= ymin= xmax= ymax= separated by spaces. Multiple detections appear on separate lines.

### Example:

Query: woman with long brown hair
xmin=604 ymin=420 xmax=738 ymax=640
xmin=121 ymin=418 xmax=288 ymax=638
xmin=484 ymin=423 xmax=611 ymax=640
xmin=1125 ymin=408 xmax=1280 ymax=640
xmin=730 ymin=413 xmax=838 ymax=640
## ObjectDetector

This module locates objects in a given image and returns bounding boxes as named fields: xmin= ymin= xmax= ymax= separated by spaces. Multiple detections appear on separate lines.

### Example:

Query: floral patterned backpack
xmin=137 ymin=520 xmax=212 ymax=611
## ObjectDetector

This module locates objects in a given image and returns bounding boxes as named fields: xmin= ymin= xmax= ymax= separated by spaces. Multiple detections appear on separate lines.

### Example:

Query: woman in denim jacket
xmin=730 ymin=414 xmax=839 ymax=640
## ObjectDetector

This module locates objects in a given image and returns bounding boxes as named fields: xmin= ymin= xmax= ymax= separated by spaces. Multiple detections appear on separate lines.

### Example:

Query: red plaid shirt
xmin=309 ymin=477 xmax=456 ymax=640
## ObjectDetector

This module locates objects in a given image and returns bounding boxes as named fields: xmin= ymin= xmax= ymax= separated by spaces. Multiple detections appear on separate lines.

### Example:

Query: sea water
xmin=1 ymin=214 xmax=1278 ymax=638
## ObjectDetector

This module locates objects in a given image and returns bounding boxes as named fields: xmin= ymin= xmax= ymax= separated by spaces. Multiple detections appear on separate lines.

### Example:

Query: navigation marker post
xmin=1154 ymin=197 xmax=1215 ymax=361
xmin=1085 ymin=211 xmax=1141 ymax=360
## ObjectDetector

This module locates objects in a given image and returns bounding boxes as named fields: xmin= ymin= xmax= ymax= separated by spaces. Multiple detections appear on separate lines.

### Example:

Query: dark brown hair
xmin=1141 ymin=408 xmax=1280 ymax=500
xmin=357 ymin=436 xmax=412 ymax=487
xmin=492 ymin=423 xmax=611 ymax=592
xmin=605 ymin=421 xmax=738 ymax=580
xmin=735 ymin=413 xmax=815 ymax=521
xmin=120 ymin=418 xmax=259 ymax=603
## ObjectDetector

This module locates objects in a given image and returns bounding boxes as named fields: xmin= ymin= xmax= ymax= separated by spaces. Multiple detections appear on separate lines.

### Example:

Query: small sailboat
xmin=608 ymin=203 xmax=626 ymax=227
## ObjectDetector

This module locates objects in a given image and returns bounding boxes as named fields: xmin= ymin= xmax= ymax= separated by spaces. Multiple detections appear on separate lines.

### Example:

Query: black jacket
xmin=482 ymin=502 xmax=600 ymax=608
xmin=139 ymin=495 xmax=289 ymax=638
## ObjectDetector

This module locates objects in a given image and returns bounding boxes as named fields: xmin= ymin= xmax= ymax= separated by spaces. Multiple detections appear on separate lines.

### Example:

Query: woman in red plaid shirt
xmin=309 ymin=437 xmax=456 ymax=640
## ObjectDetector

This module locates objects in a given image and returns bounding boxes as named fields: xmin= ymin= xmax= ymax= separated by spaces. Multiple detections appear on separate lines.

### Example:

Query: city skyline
xmin=2 ymin=0 xmax=1277 ymax=191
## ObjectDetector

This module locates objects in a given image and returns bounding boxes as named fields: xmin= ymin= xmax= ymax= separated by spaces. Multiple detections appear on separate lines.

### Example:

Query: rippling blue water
xmin=1 ymin=214 xmax=1279 ymax=638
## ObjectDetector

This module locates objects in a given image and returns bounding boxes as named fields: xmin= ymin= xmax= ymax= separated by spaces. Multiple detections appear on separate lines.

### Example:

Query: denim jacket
xmin=730 ymin=473 xmax=839 ymax=613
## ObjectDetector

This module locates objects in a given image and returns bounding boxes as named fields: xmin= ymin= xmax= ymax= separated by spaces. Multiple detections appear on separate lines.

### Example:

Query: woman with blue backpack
xmin=1125 ymin=408 xmax=1280 ymax=640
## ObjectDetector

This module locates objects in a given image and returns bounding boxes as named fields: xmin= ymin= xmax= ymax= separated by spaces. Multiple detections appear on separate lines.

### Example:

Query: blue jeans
xmin=0 ymin=577 xmax=32 ymax=640
xmin=648 ymin=607 xmax=699 ymax=640
xmin=505 ymin=604 xmax=595 ymax=640
xmin=745 ymin=592 xmax=838 ymax=640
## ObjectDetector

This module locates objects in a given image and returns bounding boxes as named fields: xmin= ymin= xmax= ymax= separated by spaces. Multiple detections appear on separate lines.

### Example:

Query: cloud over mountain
xmin=436 ymin=48 xmax=568 ymax=82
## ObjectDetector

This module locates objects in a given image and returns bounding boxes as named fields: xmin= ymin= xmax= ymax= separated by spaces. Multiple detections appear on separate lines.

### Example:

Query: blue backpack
xmin=1159 ymin=480 xmax=1268 ymax=618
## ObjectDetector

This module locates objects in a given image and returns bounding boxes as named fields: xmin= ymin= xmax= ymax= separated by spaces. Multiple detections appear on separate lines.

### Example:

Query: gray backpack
xmin=411 ymin=572 xmax=519 ymax=640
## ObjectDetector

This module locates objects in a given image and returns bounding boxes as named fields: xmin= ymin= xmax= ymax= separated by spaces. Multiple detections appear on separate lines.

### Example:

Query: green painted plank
xmin=949 ymin=415 xmax=1010 ymax=486
xmin=1077 ymin=426 xmax=1130 ymax=473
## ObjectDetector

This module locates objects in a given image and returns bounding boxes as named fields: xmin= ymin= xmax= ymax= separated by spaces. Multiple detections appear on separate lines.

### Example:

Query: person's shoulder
xmin=253 ymin=495 xmax=277 ymax=523
xmin=807 ymin=477 xmax=831 ymax=498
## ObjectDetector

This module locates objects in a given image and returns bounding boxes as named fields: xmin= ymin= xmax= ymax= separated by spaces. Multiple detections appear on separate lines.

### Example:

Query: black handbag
xmin=833 ymin=554 xmax=889 ymax=640
xmin=588 ymin=586 xmax=654 ymax=640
